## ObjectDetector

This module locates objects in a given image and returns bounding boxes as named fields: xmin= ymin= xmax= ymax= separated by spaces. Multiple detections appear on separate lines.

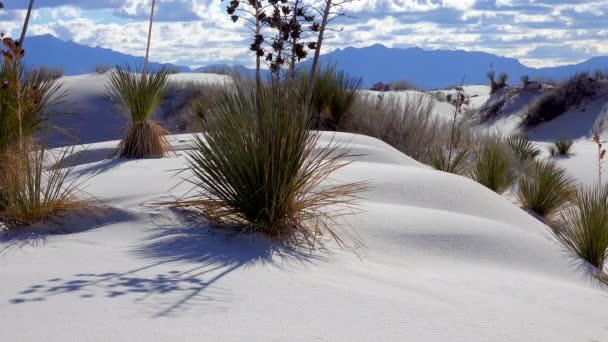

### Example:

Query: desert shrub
xmin=517 ymin=160 xmax=576 ymax=220
xmin=468 ymin=139 xmax=518 ymax=194
xmin=506 ymin=134 xmax=541 ymax=162
xmin=549 ymin=137 xmax=574 ymax=157
xmin=173 ymin=80 xmax=363 ymax=247
xmin=488 ymin=71 xmax=508 ymax=94
xmin=551 ymin=185 xmax=608 ymax=273
xmin=106 ymin=65 xmax=170 ymax=158
xmin=428 ymin=147 xmax=469 ymax=175
xmin=343 ymin=92 xmax=444 ymax=162
xmin=0 ymin=144 xmax=85 ymax=228
xmin=300 ymin=66 xmax=363 ymax=129
xmin=95 ymin=65 xmax=112 ymax=74
xmin=36 ymin=66 xmax=64 ymax=80
xmin=389 ymin=80 xmax=419 ymax=91
xmin=522 ymin=73 xmax=599 ymax=128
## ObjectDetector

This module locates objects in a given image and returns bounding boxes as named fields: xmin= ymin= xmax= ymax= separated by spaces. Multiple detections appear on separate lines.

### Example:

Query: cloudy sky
xmin=0 ymin=0 xmax=606 ymax=68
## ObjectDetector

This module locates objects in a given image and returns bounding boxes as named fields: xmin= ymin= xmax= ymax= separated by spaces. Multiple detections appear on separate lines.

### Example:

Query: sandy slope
xmin=1 ymin=132 xmax=607 ymax=342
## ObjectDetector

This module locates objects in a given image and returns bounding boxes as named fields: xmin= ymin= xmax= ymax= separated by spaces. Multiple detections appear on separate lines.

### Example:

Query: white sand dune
xmin=1 ymin=132 xmax=607 ymax=341
xmin=48 ymin=72 xmax=231 ymax=146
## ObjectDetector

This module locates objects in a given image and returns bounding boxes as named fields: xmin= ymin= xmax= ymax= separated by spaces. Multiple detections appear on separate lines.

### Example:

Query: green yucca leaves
xmin=106 ymin=65 xmax=170 ymax=158
xmin=428 ymin=147 xmax=469 ymax=175
xmin=174 ymin=80 xmax=363 ymax=248
xmin=469 ymin=140 xmax=517 ymax=194
xmin=551 ymin=185 xmax=608 ymax=273
xmin=506 ymin=134 xmax=540 ymax=162
xmin=517 ymin=160 xmax=576 ymax=220
xmin=106 ymin=65 xmax=169 ymax=122
xmin=299 ymin=66 xmax=362 ymax=129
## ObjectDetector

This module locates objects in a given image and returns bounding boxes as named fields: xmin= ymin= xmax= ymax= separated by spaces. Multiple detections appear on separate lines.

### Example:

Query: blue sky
xmin=0 ymin=0 xmax=606 ymax=68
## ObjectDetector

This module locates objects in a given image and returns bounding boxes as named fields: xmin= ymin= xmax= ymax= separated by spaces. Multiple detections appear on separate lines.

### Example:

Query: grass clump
xmin=517 ymin=161 xmax=576 ymax=220
xmin=0 ymin=144 xmax=85 ymax=228
xmin=300 ymin=66 xmax=363 ymax=129
xmin=506 ymin=134 xmax=540 ymax=162
xmin=106 ymin=65 xmax=170 ymax=158
xmin=428 ymin=147 xmax=469 ymax=175
xmin=549 ymin=137 xmax=574 ymax=157
xmin=468 ymin=140 xmax=517 ymax=194
xmin=522 ymin=73 xmax=599 ymax=128
xmin=551 ymin=185 xmax=608 ymax=274
xmin=173 ymin=80 xmax=363 ymax=248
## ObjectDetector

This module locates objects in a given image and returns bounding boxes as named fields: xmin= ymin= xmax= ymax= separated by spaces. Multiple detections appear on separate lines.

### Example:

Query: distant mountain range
xmin=18 ymin=35 xmax=608 ymax=90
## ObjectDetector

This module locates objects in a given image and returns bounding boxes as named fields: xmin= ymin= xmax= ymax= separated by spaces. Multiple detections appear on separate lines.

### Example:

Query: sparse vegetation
xmin=342 ymin=92 xmax=443 ymax=162
xmin=468 ymin=139 xmax=518 ymax=194
xmin=487 ymin=70 xmax=509 ymax=94
xmin=106 ymin=65 xmax=170 ymax=158
xmin=36 ymin=66 xmax=64 ymax=80
xmin=517 ymin=160 xmax=576 ymax=220
xmin=173 ymin=80 xmax=363 ymax=248
xmin=551 ymin=185 xmax=608 ymax=273
xmin=522 ymin=73 xmax=599 ymax=128
xmin=0 ymin=35 xmax=85 ymax=230
xmin=95 ymin=65 xmax=112 ymax=74
xmin=389 ymin=80 xmax=419 ymax=91
xmin=549 ymin=138 xmax=574 ymax=157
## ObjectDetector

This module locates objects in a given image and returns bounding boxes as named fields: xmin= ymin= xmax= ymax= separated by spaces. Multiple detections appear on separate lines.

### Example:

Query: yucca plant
xmin=173 ymin=80 xmax=363 ymax=248
xmin=300 ymin=66 xmax=363 ymax=129
xmin=469 ymin=140 xmax=518 ymax=194
xmin=428 ymin=147 xmax=469 ymax=175
xmin=551 ymin=185 xmax=608 ymax=274
xmin=506 ymin=134 xmax=541 ymax=162
xmin=0 ymin=143 xmax=86 ymax=229
xmin=517 ymin=160 xmax=576 ymax=220
xmin=106 ymin=65 xmax=170 ymax=158
xmin=549 ymin=137 xmax=574 ymax=157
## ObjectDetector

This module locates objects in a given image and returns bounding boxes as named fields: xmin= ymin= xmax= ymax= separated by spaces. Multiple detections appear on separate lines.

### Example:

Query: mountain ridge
xmin=17 ymin=34 xmax=608 ymax=90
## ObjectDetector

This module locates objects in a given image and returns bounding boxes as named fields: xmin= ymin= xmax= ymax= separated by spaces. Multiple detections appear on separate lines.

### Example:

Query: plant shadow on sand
xmin=0 ymin=207 xmax=138 ymax=254
xmin=8 ymin=210 xmax=324 ymax=318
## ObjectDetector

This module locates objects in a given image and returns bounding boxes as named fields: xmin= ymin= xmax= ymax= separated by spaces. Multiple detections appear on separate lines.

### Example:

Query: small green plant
xmin=549 ymin=138 xmax=574 ymax=157
xmin=106 ymin=65 xmax=170 ymax=158
xmin=498 ymin=72 xmax=509 ymax=87
xmin=521 ymin=75 xmax=531 ymax=89
xmin=469 ymin=140 xmax=517 ymax=194
xmin=551 ymin=185 xmax=608 ymax=273
xmin=173 ymin=80 xmax=363 ymax=248
xmin=506 ymin=134 xmax=540 ymax=162
xmin=517 ymin=161 xmax=576 ymax=220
